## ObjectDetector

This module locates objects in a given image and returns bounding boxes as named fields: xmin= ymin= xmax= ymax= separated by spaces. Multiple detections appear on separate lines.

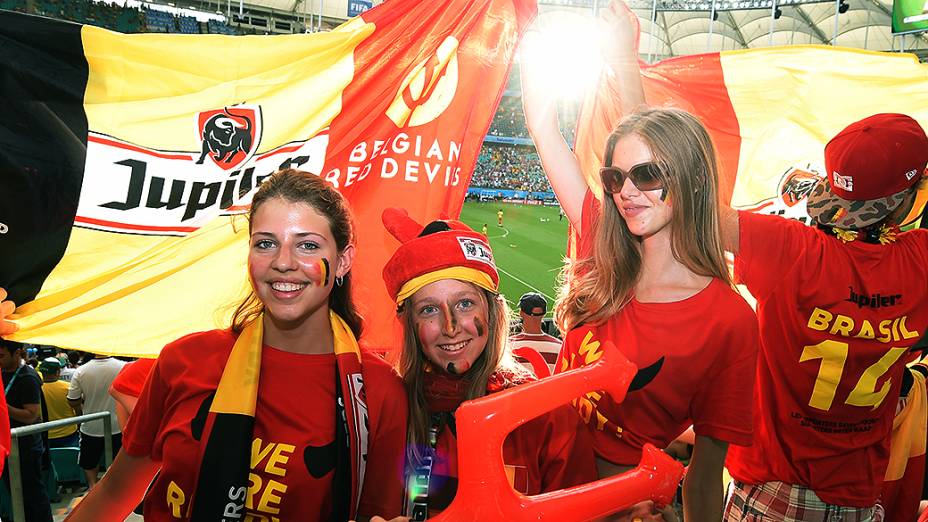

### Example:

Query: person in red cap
xmin=720 ymin=113 xmax=928 ymax=519
xmin=381 ymin=208 xmax=597 ymax=519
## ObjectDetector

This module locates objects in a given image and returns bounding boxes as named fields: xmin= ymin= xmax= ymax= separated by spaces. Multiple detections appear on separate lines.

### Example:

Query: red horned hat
xmin=382 ymin=208 xmax=499 ymax=304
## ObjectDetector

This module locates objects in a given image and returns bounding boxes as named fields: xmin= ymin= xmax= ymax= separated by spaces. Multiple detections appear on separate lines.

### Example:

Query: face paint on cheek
xmin=315 ymin=258 xmax=330 ymax=287
xmin=448 ymin=308 xmax=459 ymax=333
xmin=415 ymin=321 xmax=429 ymax=353
xmin=474 ymin=316 xmax=486 ymax=338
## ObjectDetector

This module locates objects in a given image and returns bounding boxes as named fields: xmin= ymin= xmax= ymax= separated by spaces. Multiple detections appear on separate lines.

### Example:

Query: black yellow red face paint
xmin=316 ymin=258 xmax=330 ymax=287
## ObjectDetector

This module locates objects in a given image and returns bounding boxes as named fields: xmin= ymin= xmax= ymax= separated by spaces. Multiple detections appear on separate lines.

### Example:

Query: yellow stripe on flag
xmin=80 ymin=19 xmax=372 ymax=150
xmin=720 ymin=45 xmax=928 ymax=208
xmin=11 ymin=217 xmax=251 ymax=356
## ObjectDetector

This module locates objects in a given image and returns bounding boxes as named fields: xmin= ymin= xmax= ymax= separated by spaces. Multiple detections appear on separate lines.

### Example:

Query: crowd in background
xmin=478 ymin=93 xmax=579 ymax=194
xmin=471 ymin=146 xmax=553 ymax=193
xmin=0 ymin=340 xmax=136 ymax=521
xmin=487 ymin=97 xmax=532 ymax=139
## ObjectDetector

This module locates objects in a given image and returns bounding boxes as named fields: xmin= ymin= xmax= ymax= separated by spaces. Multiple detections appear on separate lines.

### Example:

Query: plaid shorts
xmin=725 ymin=481 xmax=874 ymax=522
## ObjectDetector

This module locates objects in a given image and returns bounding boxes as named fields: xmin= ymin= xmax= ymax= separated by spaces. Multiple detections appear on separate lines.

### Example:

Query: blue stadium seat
xmin=50 ymin=447 xmax=86 ymax=486
xmin=44 ymin=463 xmax=60 ymax=502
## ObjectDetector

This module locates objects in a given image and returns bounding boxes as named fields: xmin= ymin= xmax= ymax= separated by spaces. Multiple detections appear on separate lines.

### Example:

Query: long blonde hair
xmin=556 ymin=108 xmax=731 ymax=332
xmin=396 ymin=285 xmax=519 ymax=466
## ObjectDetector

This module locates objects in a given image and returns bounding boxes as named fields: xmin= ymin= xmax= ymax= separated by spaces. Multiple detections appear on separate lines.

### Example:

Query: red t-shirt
xmin=123 ymin=329 xmax=407 ymax=521
xmin=726 ymin=211 xmax=928 ymax=507
xmin=426 ymin=403 xmax=597 ymax=514
xmin=558 ymin=280 xmax=757 ymax=465
xmin=111 ymin=358 xmax=156 ymax=398
xmin=560 ymin=190 xmax=758 ymax=465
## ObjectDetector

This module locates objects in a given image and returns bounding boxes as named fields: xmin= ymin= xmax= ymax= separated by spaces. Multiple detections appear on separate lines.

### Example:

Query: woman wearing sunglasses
xmin=521 ymin=3 xmax=759 ymax=520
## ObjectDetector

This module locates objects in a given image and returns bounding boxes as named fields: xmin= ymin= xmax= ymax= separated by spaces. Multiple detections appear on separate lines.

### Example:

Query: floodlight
xmin=521 ymin=13 xmax=607 ymax=101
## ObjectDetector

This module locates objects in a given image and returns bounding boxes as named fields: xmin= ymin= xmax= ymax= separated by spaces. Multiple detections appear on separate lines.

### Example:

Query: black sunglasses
xmin=600 ymin=132 xmax=667 ymax=200
xmin=600 ymin=163 xmax=665 ymax=195
xmin=522 ymin=310 xmax=546 ymax=317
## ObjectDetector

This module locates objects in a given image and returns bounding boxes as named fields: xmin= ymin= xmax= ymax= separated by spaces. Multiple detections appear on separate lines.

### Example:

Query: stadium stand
xmin=1 ymin=0 xmax=237 ymax=34
xmin=488 ymin=96 xmax=530 ymax=139
xmin=177 ymin=13 xmax=198 ymax=33
xmin=475 ymin=67 xmax=578 ymax=197
xmin=143 ymin=6 xmax=175 ymax=32
xmin=472 ymin=144 xmax=553 ymax=194
xmin=208 ymin=17 xmax=238 ymax=34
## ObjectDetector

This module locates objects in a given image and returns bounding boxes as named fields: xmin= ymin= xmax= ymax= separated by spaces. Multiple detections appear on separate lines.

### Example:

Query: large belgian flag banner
xmin=0 ymin=0 xmax=535 ymax=355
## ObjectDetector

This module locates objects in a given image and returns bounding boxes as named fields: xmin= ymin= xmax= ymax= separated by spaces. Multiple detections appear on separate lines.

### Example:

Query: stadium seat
xmin=50 ymin=447 xmax=86 ymax=486
xmin=44 ymin=462 xmax=60 ymax=502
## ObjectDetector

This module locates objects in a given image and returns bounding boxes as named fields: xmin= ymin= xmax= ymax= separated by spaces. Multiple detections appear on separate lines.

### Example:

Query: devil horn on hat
xmin=382 ymin=208 xmax=423 ymax=244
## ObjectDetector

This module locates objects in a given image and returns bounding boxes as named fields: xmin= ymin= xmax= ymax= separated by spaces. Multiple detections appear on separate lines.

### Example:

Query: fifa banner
xmin=574 ymin=46 xmax=928 ymax=226
xmin=0 ymin=0 xmax=535 ymax=356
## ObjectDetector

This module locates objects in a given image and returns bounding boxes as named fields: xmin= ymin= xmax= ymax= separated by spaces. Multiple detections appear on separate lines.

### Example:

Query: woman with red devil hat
xmin=381 ymin=208 xmax=597 ymax=519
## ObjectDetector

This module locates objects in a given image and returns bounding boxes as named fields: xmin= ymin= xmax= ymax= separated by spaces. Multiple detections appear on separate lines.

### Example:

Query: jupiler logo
xmin=736 ymin=163 xmax=824 ymax=225
xmin=76 ymin=105 xmax=328 ymax=236
xmin=196 ymin=106 xmax=262 ymax=171
xmin=458 ymin=237 xmax=494 ymax=267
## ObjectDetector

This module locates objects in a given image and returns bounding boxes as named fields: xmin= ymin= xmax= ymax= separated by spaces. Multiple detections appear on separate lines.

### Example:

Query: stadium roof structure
xmin=168 ymin=0 xmax=925 ymax=59
xmin=538 ymin=0 xmax=928 ymax=59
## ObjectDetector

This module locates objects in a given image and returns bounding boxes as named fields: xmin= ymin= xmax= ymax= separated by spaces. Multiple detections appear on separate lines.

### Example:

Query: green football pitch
xmin=459 ymin=201 xmax=568 ymax=316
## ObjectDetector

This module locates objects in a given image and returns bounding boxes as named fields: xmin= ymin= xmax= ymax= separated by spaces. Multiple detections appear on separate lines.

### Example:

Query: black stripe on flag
xmin=191 ymin=412 xmax=254 ymax=521
xmin=0 ymin=11 xmax=89 ymax=304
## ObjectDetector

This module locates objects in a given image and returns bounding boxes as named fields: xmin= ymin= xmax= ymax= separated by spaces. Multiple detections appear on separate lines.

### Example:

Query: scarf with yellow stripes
xmin=189 ymin=311 xmax=369 ymax=521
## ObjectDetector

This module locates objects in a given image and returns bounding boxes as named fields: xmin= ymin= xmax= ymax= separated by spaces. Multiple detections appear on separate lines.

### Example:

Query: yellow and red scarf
xmin=189 ymin=311 xmax=369 ymax=521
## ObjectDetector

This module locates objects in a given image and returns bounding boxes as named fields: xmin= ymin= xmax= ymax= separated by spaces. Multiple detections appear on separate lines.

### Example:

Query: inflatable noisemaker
xmin=428 ymin=342 xmax=684 ymax=521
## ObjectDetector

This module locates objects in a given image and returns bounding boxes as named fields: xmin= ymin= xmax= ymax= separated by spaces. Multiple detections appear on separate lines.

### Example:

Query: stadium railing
xmin=7 ymin=411 xmax=114 ymax=521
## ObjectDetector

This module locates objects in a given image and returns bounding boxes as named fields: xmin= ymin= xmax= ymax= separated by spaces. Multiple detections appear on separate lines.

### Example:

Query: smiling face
xmin=248 ymin=198 xmax=352 ymax=330
xmin=409 ymin=279 xmax=490 ymax=375
xmin=610 ymin=133 xmax=673 ymax=241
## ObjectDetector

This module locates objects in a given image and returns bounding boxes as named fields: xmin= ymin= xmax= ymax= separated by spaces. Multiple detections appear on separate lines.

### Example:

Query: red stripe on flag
xmin=319 ymin=0 xmax=536 ymax=350
xmin=88 ymin=135 xmax=195 ymax=161
xmin=255 ymin=131 xmax=329 ymax=160
xmin=75 ymin=215 xmax=198 ymax=234
xmin=640 ymin=53 xmax=741 ymax=204
xmin=574 ymin=52 xmax=741 ymax=207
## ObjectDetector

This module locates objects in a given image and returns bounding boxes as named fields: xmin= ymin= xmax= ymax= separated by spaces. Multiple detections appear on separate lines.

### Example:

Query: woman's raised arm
xmin=521 ymin=0 xmax=647 ymax=234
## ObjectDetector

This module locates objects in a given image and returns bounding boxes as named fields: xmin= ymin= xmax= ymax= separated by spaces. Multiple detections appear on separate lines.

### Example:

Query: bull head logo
xmin=778 ymin=167 xmax=822 ymax=207
xmin=195 ymin=105 xmax=262 ymax=171
xmin=386 ymin=36 xmax=459 ymax=128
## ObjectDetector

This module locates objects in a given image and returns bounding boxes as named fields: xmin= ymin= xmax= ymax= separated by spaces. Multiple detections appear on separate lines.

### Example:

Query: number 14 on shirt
xmin=800 ymin=340 xmax=907 ymax=411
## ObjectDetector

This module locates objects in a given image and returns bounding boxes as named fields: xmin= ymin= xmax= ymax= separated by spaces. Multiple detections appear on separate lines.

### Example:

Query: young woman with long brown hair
xmin=522 ymin=3 xmax=759 ymax=519
xmin=64 ymin=168 xmax=408 ymax=522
